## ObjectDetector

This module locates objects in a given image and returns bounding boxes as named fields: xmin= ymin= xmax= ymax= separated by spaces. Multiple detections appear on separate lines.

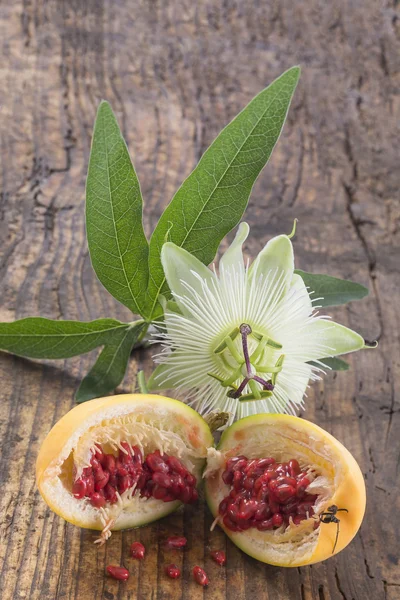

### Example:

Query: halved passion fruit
xmin=36 ymin=394 xmax=213 ymax=543
xmin=204 ymin=413 xmax=366 ymax=567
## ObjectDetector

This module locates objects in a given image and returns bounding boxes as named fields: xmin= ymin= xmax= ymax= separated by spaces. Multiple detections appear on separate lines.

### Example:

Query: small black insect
xmin=319 ymin=505 xmax=349 ymax=554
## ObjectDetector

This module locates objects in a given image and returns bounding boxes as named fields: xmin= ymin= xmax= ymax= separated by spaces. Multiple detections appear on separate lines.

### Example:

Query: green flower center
xmin=208 ymin=323 xmax=285 ymax=402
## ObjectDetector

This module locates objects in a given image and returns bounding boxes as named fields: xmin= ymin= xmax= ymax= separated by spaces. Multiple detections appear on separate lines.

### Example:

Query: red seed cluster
xmin=219 ymin=455 xmax=318 ymax=532
xmin=139 ymin=451 xmax=198 ymax=504
xmin=72 ymin=442 xmax=197 ymax=508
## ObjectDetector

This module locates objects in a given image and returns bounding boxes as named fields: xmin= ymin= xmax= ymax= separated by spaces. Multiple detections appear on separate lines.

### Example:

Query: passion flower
xmin=36 ymin=394 xmax=213 ymax=543
xmin=204 ymin=413 xmax=366 ymax=567
xmin=148 ymin=223 xmax=366 ymax=421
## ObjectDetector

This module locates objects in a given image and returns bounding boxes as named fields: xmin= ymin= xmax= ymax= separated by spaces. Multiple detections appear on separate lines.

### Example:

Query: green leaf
xmin=86 ymin=101 xmax=149 ymax=318
xmin=0 ymin=318 xmax=127 ymax=359
xmin=308 ymin=356 xmax=350 ymax=371
xmin=295 ymin=270 xmax=369 ymax=307
xmin=146 ymin=66 xmax=301 ymax=318
xmin=76 ymin=321 xmax=146 ymax=403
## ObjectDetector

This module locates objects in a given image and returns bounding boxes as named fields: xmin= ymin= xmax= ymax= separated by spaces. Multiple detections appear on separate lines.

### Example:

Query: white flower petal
xmin=290 ymin=273 xmax=313 ymax=317
xmin=249 ymin=234 xmax=294 ymax=298
xmin=219 ymin=222 xmax=249 ymax=276
xmin=297 ymin=319 xmax=365 ymax=360
xmin=161 ymin=243 xmax=216 ymax=316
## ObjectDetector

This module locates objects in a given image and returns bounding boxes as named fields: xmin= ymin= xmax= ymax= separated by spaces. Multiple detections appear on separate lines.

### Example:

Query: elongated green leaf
xmin=295 ymin=270 xmax=369 ymax=307
xmin=308 ymin=357 xmax=350 ymax=371
xmin=146 ymin=67 xmax=301 ymax=318
xmin=86 ymin=101 xmax=149 ymax=317
xmin=76 ymin=321 xmax=145 ymax=403
xmin=0 ymin=318 xmax=127 ymax=359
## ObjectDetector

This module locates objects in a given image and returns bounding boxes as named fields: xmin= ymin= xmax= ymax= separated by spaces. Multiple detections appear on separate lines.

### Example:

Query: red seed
xmin=238 ymin=499 xmax=258 ymax=520
xmin=276 ymin=476 xmax=297 ymax=488
xmin=146 ymin=452 xmax=169 ymax=473
xmin=281 ymin=498 xmax=299 ymax=514
xmin=268 ymin=496 xmax=280 ymax=514
xmin=256 ymin=517 xmax=274 ymax=531
xmin=170 ymin=475 xmax=185 ymax=497
xmin=83 ymin=468 xmax=95 ymax=496
xmin=162 ymin=493 xmax=176 ymax=502
xmin=256 ymin=485 xmax=269 ymax=503
xmin=233 ymin=470 xmax=243 ymax=490
xmin=210 ymin=550 xmax=226 ymax=566
xmin=193 ymin=566 xmax=209 ymax=586
xmin=153 ymin=485 xmax=168 ymax=500
xmin=90 ymin=492 xmax=106 ymax=508
xmin=130 ymin=541 xmax=146 ymax=560
xmin=167 ymin=455 xmax=187 ymax=475
xmin=223 ymin=515 xmax=240 ymax=531
xmin=257 ymin=457 xmax=276 ymax=468
xmin=165 ymin=536 xmax=187 ymax=549
xmin=94 ymin=470 xmax=110 ymax=492
xmin=274 ymin=484 xmax=296 ymax=503
xmin=222 ymin=469 xmax=234 ymax=485
xmin=116 ymin=460 xmax=129 ymax=477
xmin=254 ymin=502 xmax=270 ymax=521
xmin=104 ymin=483 xmax=118 ymax=504
xmin=106 ymin=565 xmax=129 ymax=581
xmin=243 ymin=476 xmax=255 ymax=490
xmin=227 ymin=502 xmax=240 ymax=523
xmin=289 ymin=459 xmax=301 ymax=476
xmin=185 ymin=473 xmax=196 ymax=487
xmin=232 ymin=458 xmax=247 ymax=471
xmin=296 ymin=476 xmax=311 ymax=497
xmin=179 ymin=486 xmax=193 ymax=503
xmin=272 ymin=513 xmax=284 ymax=527
xmin=292 ymin=515 xmax=304 ymax=525
xmin=104 ymin=454 xmax=116 ymax=474
xmin=72 ymin=478 xmax=86 ymax=499
xmin=131 ymin=446 xmax=143 ymax=463
xmin=165 ymin=564 xmax=181 ymax=579
xmin=118 ymin=474 xmax=132 ymax=494
xmin=152 ymin=472 xmax=172 ymax=488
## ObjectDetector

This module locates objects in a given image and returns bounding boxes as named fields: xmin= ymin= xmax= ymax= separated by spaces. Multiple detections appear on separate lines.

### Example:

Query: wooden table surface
xmin=1 ymin=1 xmax=399 ymax=599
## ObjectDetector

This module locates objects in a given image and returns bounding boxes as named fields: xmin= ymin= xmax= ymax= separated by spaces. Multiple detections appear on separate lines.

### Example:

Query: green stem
xmin=137 ymin=370 xmax=149 ymax=394
xmin=135 ymin=322 xmax=149 ymax=344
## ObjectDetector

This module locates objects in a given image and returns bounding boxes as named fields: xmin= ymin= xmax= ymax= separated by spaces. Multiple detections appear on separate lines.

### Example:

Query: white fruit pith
xmin=37 ymin=395 xmax=212 ymax=542
xmin=205 ymin=414 xmax=365 ymax=567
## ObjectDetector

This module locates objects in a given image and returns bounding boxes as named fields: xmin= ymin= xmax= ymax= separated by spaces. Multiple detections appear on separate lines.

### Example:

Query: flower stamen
xmin=208 ymin=323 xmax=284 ymax=401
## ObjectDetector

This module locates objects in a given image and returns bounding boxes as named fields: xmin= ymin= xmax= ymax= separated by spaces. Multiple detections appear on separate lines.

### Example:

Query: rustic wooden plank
xmin=1 ymin=1 xmax=399 ymax=599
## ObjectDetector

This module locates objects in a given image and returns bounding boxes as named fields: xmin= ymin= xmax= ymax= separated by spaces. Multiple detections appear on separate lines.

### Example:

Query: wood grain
xmin=0 ymin=1 xmax=399 ymax=599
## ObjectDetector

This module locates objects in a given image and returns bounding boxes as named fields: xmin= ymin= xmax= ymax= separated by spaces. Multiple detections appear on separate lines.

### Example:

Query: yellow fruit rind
xmin=205 ymin=413 xmax=366 ymax=567
xmin=36 ymin=394 xmax=214 ymax=531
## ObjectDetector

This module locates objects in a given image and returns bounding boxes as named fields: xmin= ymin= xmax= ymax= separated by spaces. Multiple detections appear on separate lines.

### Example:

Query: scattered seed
xmin=193 ymin=566 xmax=209 ymax=586
xmin=130 ymin=541 xmax=146 ymax=560
xmin=106 ymin=565 xmax=129 ymax=581
xmin=210 ymin=550 xmax=226 ymax=566
xmin=165 ymin=536 xmax=187 ymax=549
xmin=165 ymin=564 xmax=181 ymax=579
